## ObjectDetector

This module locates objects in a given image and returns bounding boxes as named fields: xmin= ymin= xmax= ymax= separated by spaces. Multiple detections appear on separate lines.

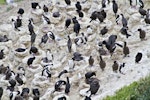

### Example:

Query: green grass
xmin=0 ymin=0 xmax=23 ymax=4
xmin=0 ymin=0 xmax=5 ymax=4
xmin=104 ymin=75 xmax=150 ymax=100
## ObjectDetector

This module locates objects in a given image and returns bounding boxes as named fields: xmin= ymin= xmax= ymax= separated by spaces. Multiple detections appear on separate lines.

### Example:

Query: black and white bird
xmin=138 ymin=0 xmax=144 ymax=8
xmin=41 ymin=67 xmax=51 ymax=78
xmin=74 ymin=36 xmax=84 ymax=46
xmin=21 ymin=88 xmax=30 ymax=99
xmin=85 ymin=72 xmax=96 ymax=79
xmin=75 ymin=32 xmax=87 ymax=46
xmin=42 ymin=14 xmax=50 ymax=24
xmin=7 ymin=79 xmax=16 ymax=91
xmin=120 ymin=27 xmax=131 ymax=38
xmin=81 ymin=33 xmax=87 ymax=44
xmin=28 ymin=18 xmax=34 ymax=35
xmin=9 ymin=90 xmax=20 ymax=100
xmin=32 ymin=88 xmax=40 ymax=100
xmin=12 ymin=16 xmax=22 ymax=31
xmin=101 ymin=0 xmax=110 ymax=8
xmin=53 ymin=80 xmax=66 ymax=92
xmin=119 ymin=63 xmax=125 ymax=74
xmin=18 ymin=67 xmax=25 ymax=76
xmin=47 ymin=31 xmax=55 ymax=41
xmin=31 ymin=2 xmax=41 ymax=9
xmin=102 ymin=35 xmax=122 ymax=56
xmin=15 ymin=73 xmax=24 ymax=85
xmin=116 ymin=14 xmax=122 ymax=25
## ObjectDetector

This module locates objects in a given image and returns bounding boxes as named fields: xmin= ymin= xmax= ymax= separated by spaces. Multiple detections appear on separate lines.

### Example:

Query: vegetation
xmin=104 ymin=75 xmax=150 ymax=100
xmin=0 ymin=0 xmax=5 ymax=4
xmin=0 ymin=0 xmax=23 ymax=4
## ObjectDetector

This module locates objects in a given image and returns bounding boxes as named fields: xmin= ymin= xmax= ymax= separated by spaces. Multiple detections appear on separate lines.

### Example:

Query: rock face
xmin=0 ymin=0 xmax=150 ymax=100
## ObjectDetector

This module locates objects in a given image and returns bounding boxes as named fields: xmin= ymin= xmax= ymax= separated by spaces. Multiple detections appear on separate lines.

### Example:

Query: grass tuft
xmin=104 ymin=75 xmax=150 ymax=100
xmin=0 ymin=0 xmax=5 ymax=4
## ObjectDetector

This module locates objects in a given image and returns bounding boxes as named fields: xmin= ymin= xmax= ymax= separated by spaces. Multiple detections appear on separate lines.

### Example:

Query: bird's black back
xmin=135 ymin=53 xmax=142 ymax=63
xmin=90 ymin=80 xmax=100 ymax=95
xmin=65 ymin=19 xmax=71 ymax=28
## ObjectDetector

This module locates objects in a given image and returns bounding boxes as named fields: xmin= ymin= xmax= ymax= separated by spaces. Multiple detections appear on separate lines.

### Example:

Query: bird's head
xmin=123 ymin=63 xmax=125 ymax=66
xmin=120 ymin=14 xmax=123 ymax=17
xmin=124 ymin=41 xmax=127 ymax=45
xmin=102 ymin=40 xmax=107 ymax=45
xmin=137 ymin=28 xmax=141 ymax=31
xmin=92 ymin=72 xmax=96 ymax=76
xmin=77 ymin=1 xmax=80 ymax=4
xmin=112 ymin=0 xmax=116 ymax=2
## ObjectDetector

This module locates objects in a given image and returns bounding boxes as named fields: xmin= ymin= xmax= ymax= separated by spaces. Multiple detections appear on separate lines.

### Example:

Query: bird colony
xmin=0 ymin=0 xmax=150 ymax=100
